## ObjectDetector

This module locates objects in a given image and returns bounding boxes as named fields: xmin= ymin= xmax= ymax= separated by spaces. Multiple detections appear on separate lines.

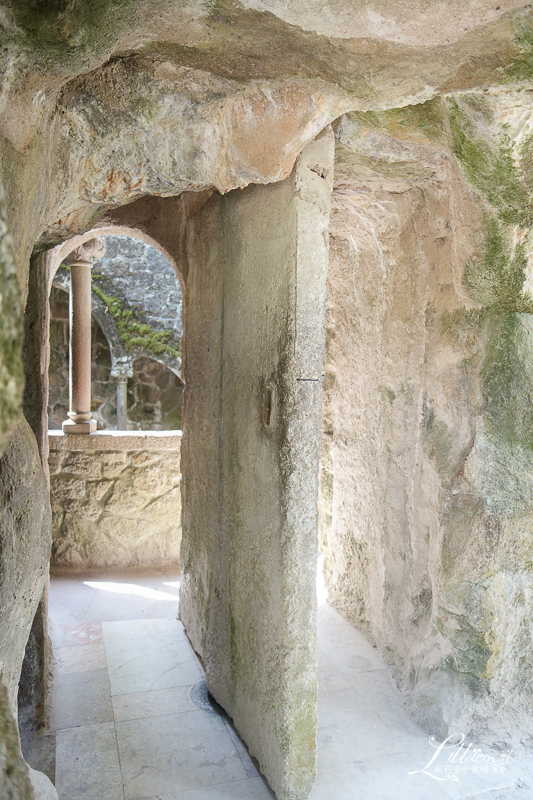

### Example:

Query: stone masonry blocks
xmin=49 ymin=432 xmax=181 ymax=570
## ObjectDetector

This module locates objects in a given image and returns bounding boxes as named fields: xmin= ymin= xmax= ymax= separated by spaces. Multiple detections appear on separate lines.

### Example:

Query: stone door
xmin=180 ymin=129 xmax=334 ymax=800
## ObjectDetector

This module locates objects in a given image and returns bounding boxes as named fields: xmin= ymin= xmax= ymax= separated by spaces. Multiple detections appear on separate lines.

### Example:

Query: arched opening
xmin=4 ymin=8 xmax=533 ymax=799
xmin=47 ymin=233 xmax=184 ymax=433
xmin=21 ymin=133 xmax=338 ymax=800
xmin=18 ymin=224 xmax=187 ymax=782
xmin=48 ymin=283 xmax=117 ymax=431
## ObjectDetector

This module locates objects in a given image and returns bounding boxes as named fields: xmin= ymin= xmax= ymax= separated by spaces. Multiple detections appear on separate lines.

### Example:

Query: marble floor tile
xmin=50 ymin=668 xmax=113 ymax=730
xmin=112 ymin=686 xmax=197 ymax=722
xmin=102 ymin=617 xmax=185 ymax=642
xmin=50 ymin=575 xmax=519 ymax=800
xmin=55 ymin=643 xmax=107 ymax=674
xmin=317 ymin=606 xmax=385 ymax=675
xmin=48 ymin=578 xmax=98 ymax=625
xmin=50 ymin=620 xmax=103 ymax=648
xmin=115 ymin=710 xmax=248 ymax=798
xmin=55 ymin=721 xmax=124 ymax=800
xmin=222 ymin=719 xmax=262 ymax=779
xmin=309 ymin=751 xmax=451 ymax=800
xmin=346 ymin=669 xmax=429 ymax=751
xmin=157 ymin=776 xmax=275 ymax=798
xmin=104 ymin=635 xmax=202 ymax=696
xmin=317 ymin=649 xmax=353 ymax=692
xmin=83 ymin=580 xmax=180 ymax=622
xmin=317 ymin=687 xmax=407 ymax=766
xmin=434 ymin=753 xmax=516 ymax=799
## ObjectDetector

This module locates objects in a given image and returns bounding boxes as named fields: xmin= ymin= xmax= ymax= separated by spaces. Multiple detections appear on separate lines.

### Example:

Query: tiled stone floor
xmin=48 ymin=570 xmax=526 ymax=800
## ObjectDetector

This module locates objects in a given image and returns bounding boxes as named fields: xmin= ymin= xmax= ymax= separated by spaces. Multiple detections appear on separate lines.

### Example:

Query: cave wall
xmin=0 ymin=420 xmax=52 ymax=796
xmin=0 ymin=185 xmax=54 ymax=799
xmin=321 ymin=99 xmax=533 ymax=746
xmin=3 ymin=3 xmax=533 ymax=797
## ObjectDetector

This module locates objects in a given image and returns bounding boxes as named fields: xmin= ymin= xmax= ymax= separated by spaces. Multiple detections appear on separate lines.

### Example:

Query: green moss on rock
xmin=435 ymin=609 xmax=492 ymax=677
xmin=482 ymin=312 xmax=533 ymax=451
xmin=6 ymin=0 xmax=138 ymax=65
xmin=506 ymin=17 xmax=533 ymax=83
xmin=448 ymin=98 xmax=531 ymax=226
xmin=0 ymin=182 xmax=24 ymax=458
xmin=349 ymin=98 xmax=447 ymax=146
xmin=463 ymin=217 xmax=533 ymax=313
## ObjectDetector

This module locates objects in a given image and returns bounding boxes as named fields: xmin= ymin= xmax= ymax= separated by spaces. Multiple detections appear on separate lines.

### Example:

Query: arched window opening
xmin=49 ymin=234 xmax=183 ymax=433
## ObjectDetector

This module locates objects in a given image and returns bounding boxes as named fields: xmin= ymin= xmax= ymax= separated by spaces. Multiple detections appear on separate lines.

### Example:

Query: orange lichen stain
xmin=80 ymin=166 xmax=145 ymax=203
xmin=229 ymin=83 xmax=323 ymax=179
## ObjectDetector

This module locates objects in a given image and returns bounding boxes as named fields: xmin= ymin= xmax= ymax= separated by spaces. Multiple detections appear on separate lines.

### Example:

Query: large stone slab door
xmin=180 ymin=128 xmax=334 ymax=800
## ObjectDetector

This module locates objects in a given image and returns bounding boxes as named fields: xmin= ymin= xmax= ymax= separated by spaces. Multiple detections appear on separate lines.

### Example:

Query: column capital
xmin=64 ymin=237 xmax=105 ymax=268
xmin=111 ymin=358 xmax=134 ymax=380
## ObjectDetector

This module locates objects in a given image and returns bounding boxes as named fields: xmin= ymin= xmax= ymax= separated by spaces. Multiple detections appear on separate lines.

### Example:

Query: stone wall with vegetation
xmin=320 ymin=95 xmax=533 ymax=748
xmin=48 ymin=286 xmax=183 ymax=431
xmin=93 ymin=235 xmax=182 ymax=341
xmin=49 ymin=432 xmax=181 ymax=570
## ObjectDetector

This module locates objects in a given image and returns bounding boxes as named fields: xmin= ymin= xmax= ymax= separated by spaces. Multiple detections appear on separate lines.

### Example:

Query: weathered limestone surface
xmin=49 ymin=432 xmax=181 ymax=570
xmin=0 ymin=190 xmax=54 ymax=798
xmin=180 ymin=130 xmax=333 ymax=800
xmin=0 ymin=418 xmax=51 ymax=715
xmin=4 ymin=2 xmax=533 ymax=796
xmin=1 ymin=1 xmax=533 ymax=452
xmin=0 ymin=682 xmax=33 ymax=800
xmin=1 ymin=1 xmax=533 ymax=291
xmin=27 ymin=768 xmax=57 ymax=800
xmin=320 ymin=98 xmax=533 ymax=749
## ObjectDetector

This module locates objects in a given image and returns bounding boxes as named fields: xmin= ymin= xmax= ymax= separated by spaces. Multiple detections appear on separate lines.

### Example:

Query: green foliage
xmin=91 ymin=280 xmax=181 ymax=361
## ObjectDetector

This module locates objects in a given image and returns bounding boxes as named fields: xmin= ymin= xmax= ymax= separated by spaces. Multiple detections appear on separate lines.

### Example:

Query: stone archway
xmin=22 ymin=128 xmax=334 ymax=800
xmin=50 ymin=232 xmax=183 ymax=431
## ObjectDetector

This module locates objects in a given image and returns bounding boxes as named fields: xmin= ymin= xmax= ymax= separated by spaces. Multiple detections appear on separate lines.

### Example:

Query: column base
xmin=62 ymin=419 xmax=97 ymax=434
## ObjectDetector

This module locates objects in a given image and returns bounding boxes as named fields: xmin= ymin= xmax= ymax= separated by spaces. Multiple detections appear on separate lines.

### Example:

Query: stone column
xmin=62 ymin=238 xmax=104 ymax=434
xmin=110 ymin=359 xmax=133 ymax=430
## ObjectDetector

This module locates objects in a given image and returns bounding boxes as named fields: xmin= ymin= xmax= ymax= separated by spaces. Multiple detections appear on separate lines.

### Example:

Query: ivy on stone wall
xmin=90 ymin=277 xmax=181 ymax=360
